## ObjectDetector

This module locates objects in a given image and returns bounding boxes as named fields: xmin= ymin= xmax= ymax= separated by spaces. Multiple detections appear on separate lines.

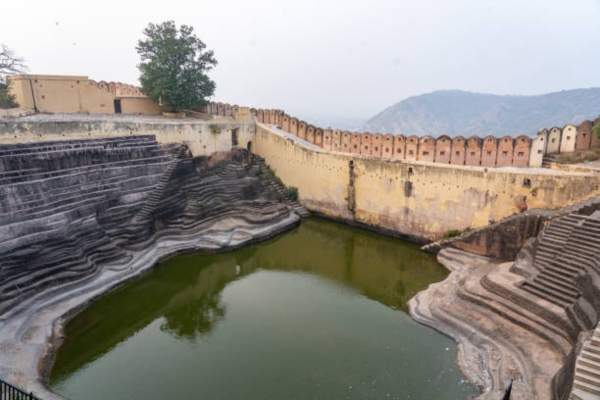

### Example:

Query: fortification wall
xmin=207 ymin=101 xmax=599 ymax=170
xmin=254 ymin=124 xmax=600 ymax=239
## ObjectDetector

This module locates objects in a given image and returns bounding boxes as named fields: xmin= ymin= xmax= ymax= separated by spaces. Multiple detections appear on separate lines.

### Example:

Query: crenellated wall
xmin=253 ymin=123 xmax=600 ymax=240
xmin=207 ymin=101 xmax=600 ymax=169
xmin=5 ymin=73 xmax=599 ymax=168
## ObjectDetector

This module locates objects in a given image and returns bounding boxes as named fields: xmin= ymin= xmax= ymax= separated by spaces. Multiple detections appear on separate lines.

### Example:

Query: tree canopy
xmin=136 ymin=21 xmax=217 ymax=112
xmin=0 ymin=44 xmax=26 ymax=84
xmin=0 ymin=44 xmax=26 ymax=108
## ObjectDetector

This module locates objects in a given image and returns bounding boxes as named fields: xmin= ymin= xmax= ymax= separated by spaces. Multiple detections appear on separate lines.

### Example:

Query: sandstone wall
xmin=254 ymin=124 xmax=600 ymax=240
xmin=0 ymin=120 xmax=255 ymax=157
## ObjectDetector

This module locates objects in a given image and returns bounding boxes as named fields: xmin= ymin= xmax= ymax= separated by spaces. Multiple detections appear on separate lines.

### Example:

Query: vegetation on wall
xmin=136 ymin=21 xmax=217 ymax=113
xmin=261 ymin=164 xmax=300 ymax=201
xmin=283 ymin=186 xmax=299 ymax=201
xmin=209 ymin=124 xmax=221 ymax=134
xmin=556 ymin=148 xmax=600 ymax=164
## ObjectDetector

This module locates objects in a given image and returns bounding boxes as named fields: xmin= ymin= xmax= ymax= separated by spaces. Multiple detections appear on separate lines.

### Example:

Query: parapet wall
xmin=207 ymin=101 xmax=600 ymax=169
xmin=253 ymin=123 xmax=600 ymax=239
xmin=0 ymin=118 xmax=255 ymax=158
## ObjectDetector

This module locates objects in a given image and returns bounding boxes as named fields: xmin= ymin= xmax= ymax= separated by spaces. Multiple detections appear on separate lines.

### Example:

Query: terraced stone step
xmin=574 ymin=367 xmax=600 ymax=388
xmin=534 ymin=275 xmax=580 ymax=297
xmin=573 ymin=379 xmax=600 ymax=397
xmin=521 ymin=282 xmax=572 ymax=307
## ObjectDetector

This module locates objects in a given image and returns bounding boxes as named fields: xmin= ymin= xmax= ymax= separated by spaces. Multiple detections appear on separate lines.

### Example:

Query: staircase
xmin=131 ymin=145 xmax=187 ymax=223
xmin=520 ymin=212 xmax=600 ymax=334
xmin=253 ymin=156 xmax=311 ymax=218
xmin=571 ymin=324 xmax=600 ymax=399
xmin=543 ymin=153 xmax=559 ymax=168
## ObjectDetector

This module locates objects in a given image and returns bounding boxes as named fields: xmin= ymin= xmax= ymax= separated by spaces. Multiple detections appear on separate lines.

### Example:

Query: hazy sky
xmin=2 ymin=0 xmax=599 ymax=127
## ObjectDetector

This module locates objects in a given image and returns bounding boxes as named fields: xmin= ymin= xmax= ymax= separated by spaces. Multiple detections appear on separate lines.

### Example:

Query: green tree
xmin=136 ymin=21 xmax=217 ymax=112
xmin=0 ymin=44 xmax=27 ymax=108
xmin=595 ymin=116 xmax=600 ymax=140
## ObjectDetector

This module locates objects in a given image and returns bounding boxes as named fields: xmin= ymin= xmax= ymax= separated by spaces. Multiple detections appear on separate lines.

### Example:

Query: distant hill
xmin=362 ymin=89 xmax=600 ymax=138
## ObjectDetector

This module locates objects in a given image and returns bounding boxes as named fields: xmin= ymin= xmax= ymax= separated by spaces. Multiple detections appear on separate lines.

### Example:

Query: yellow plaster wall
xmin=9 ymin=75 xmax=115 ymax=114
xmin=254 ymin=124 xmax=600 ymax=239
xmin=253 ymin=124 xmax=353 ymax=219
xmin=119 ymin=97 xmax=161 ymax=115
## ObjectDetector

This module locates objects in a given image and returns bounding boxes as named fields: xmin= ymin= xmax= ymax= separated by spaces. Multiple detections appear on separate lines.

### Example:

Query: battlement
xmin=5 ymin=74 xmax=599 ymax=170
xmin=205 ymin=101 xmax=600 ymax=169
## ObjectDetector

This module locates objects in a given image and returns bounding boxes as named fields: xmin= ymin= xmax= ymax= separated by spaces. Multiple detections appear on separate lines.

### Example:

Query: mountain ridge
xmin=362 ymin=88 xmax=600 ymax=137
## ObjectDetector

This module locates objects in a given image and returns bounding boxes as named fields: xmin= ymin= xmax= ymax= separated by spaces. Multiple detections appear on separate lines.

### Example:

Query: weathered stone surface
xmin=0 ymin=135 xmax=303 ymax=399
xmin=410 ymin=195 xmax=600 ymax=400
xmin=0 ymin=136 xmax=303 ymax=317
xmin=514 ymin=194 xmax=528 ymax=212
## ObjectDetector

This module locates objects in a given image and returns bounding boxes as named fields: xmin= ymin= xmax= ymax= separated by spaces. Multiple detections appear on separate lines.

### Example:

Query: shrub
xmin=283 ymin=186 xmax=299 ymax=201
xmin=209 ymin=124 xmax=221 ymax=134
xmin=442 ymin=229 xmax=461 ymax=239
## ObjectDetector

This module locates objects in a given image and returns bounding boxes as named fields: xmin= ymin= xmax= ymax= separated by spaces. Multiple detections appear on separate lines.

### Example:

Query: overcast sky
xmin=2 ymin=0 xmax=599 ymax=127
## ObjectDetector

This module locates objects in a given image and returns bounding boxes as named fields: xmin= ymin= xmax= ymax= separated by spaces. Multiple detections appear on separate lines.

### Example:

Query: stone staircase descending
xmin=252 ymin=156 xmax=311 ymax=218
xmin=131 ymin=146 xmax=187 ymax=223
xmin=571 ymin=324 xmax=600 ymax=399
xmin=519 ymin=213 xmax=600 ymax=335
xmin=0 ymin=140 xmax=301 ymax=317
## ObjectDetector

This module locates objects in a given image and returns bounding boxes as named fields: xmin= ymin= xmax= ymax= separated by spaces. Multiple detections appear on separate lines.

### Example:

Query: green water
xmin=50 ymin=218 xmax=477 ymax=399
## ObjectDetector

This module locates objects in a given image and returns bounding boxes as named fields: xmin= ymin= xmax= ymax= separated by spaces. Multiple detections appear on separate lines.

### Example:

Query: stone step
xmin=579 ymin=353 xmax=600 ymax=370
xmin=544 ymin=260 xmax=582 ymax=275
xmin=541 ymin=267 xmax=579 ymax=284
xmin=527 ymin=280 xmax=578 ymax=303
xmin=521 ymin=282 xmax=571 ymax=307
xmin=586 ymin=343 xmax=600 ymax=356
xmin=534 ymin=275 xmax=580 ymax=297
xmin=582 ymin=350 xmax=600 ymax=364
xmin=573 ymin=379 xmax=600 ymax=396
xmin=577 ymin=364 xmax=600 ymax=382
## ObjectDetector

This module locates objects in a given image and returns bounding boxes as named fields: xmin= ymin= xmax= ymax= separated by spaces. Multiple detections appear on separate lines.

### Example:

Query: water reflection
xmin=51 ymin=218 xmax=469 ymax=399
